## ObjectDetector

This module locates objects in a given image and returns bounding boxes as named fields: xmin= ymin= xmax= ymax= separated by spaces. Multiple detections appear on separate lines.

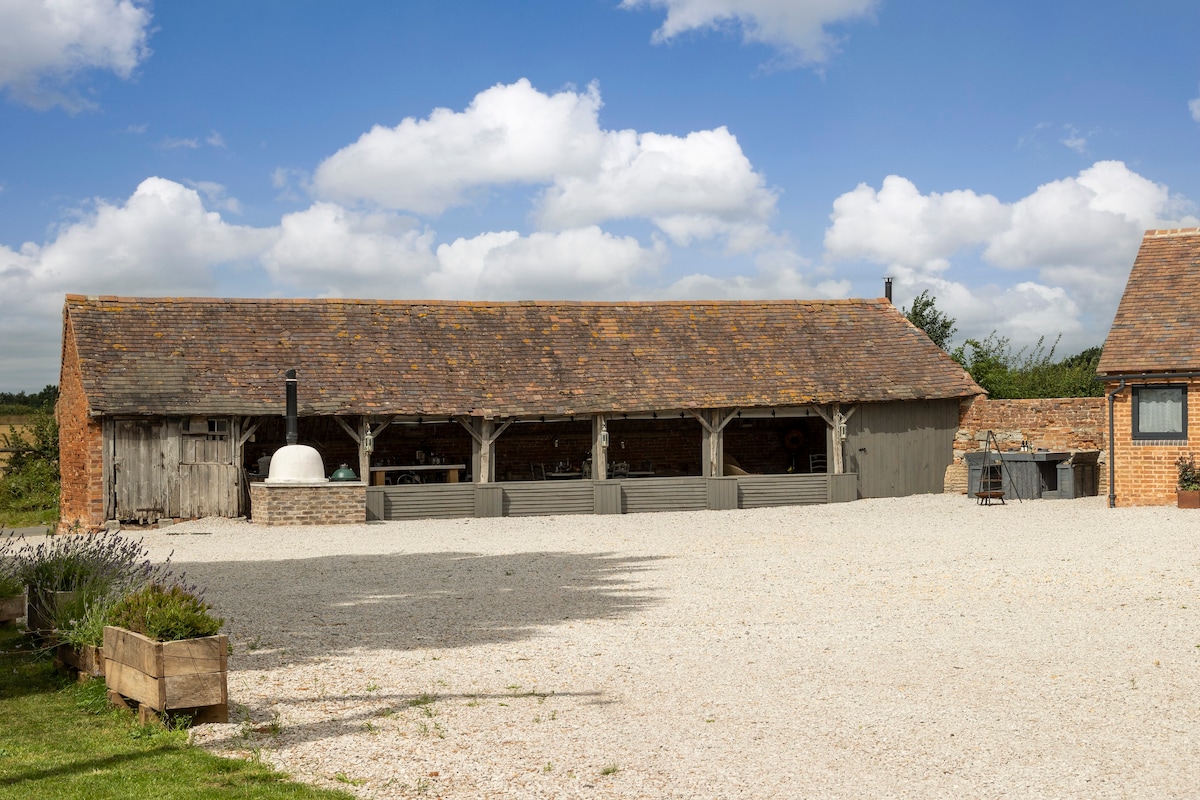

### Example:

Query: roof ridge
xmin=65 ymin=295 xmax=888 ymax=308
xmin=1144 ymin=227 xmax=1200 ymax=239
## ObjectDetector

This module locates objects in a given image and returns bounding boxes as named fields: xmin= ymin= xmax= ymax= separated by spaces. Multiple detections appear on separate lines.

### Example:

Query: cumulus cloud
xmin=314 ymin=79 xmax=778 ymax=251
xmin=261 ymin=203 xmax=437 ymax=295
xmin=430 ymin=227 xmax=666 ymax=300
xmin=825 ymin=161 xmax=1199 ymax=349
xmin=535 ymin=126 xmax=777 ymax=249
xmin=313 ymin=79 xmax=607 ymax=215
xmin=666 ymin=248 xmax=850 ymax=300
xmin=0 ymin=0 xmax=152 ymax=111
xmin=622 ymin=0 xmax=877 ymax=65
xmin=0 ymin=178 xmax=272 ymax=377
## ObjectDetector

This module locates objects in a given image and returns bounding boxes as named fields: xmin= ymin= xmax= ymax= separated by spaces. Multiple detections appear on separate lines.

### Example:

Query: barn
xmin=57 ymin=295 xmax=982 ymax=528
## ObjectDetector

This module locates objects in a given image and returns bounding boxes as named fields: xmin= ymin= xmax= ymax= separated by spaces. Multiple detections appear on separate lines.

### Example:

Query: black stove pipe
xmin=285 ymin=369 xmax=298 ymax=446
xmin=884 ymin=277 xmax=893 ymax=303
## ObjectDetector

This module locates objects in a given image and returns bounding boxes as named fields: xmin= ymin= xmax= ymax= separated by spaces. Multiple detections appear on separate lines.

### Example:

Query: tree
xmin=951 ymin=334 xmax=1104 ymax=398
xmin=903 ymin=290 xmax=957 ymax=351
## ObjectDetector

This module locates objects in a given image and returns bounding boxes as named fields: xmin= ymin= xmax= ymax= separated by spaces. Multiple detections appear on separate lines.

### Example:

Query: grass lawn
xmin=0 ymin=626 xmax=354 ymax=800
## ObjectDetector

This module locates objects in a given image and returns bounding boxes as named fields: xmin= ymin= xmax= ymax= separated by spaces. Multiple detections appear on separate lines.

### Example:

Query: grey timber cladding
xmin=64 ymin=295 xmax=982 ymax=418
xmin=843 ymin=399 xmax=960 ymax=498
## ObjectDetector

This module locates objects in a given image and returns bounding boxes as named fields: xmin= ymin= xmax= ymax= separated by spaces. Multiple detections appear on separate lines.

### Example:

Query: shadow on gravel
xmin=182 ymin=551 xmax=665 ymax=662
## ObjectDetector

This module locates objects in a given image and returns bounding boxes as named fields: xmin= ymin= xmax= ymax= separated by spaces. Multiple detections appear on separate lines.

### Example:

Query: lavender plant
xmin=14 ymin=530 xmax=195 ymax=646
xmin=0 ymin=535 xmax=24 ymax=597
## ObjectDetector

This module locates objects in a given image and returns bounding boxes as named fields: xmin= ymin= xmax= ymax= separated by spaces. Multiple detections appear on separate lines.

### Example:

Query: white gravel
xmin=132 ymin=494 xmax=1200 ymax=798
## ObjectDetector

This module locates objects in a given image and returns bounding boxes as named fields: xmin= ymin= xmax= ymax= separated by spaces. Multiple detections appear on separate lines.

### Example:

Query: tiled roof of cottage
xmin=1098 ymin=228 xmax=1200 ymax=376
xmin=63 ymin=295 xmax=982 ymax=417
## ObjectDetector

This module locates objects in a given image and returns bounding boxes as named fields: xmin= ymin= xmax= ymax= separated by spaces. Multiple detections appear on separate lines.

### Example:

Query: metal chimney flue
xmin=285 ymin=368 xmax=298 ymax=446
xmin=884 ymin=277 xmax=893 ymax=303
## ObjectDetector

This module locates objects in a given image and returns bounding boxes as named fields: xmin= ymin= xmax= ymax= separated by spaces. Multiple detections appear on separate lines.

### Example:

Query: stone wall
xmin=945 ymin=397 xmax=1109 ymax=495
xmin=249 ymin=482 xmax=367 ymax=525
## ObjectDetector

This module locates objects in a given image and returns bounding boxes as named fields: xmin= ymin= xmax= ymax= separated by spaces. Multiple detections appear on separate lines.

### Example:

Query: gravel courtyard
xmin=141 ymin=494 xmax=1200 ymax=799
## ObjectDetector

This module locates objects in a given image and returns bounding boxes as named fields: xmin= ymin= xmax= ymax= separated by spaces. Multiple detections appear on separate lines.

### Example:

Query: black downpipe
xmin=1107 ymin=379 xmax=1125 ymax=508
xmin=285 ymin=369 xmax=298 ymax=446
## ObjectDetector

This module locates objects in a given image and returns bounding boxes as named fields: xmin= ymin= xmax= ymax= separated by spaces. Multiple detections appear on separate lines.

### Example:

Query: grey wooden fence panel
xmin=736 ymin=474 xmax=828 ymax=508
xmin=371 ymin=484 xmax=476 ymax=520
xmin=620 ymin=477 xmax=708 ymax=514
xmin=503 ymin=480 xmax=594 ymax=516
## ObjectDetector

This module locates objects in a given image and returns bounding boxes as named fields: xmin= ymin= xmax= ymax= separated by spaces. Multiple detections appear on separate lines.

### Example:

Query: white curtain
xmin=1138 ymin=388 xmax=1183 ymax=434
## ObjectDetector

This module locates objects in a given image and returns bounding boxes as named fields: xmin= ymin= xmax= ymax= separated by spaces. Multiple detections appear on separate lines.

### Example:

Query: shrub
xmin=0 ymin=409 xmax=59 ymax=526
xmin=0 ymin=535 xmax=24 ymax=597
xmin=108 ymin=583 xmax=223 ymax=642
xmin=1178 ymin=455 xmax=1200 ymax=492
xmin=14 ymin=531 xmax=180 ymax=644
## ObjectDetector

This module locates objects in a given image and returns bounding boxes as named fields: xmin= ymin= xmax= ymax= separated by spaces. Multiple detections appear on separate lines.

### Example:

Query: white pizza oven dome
xmin=265 ymin=444 xmax=327 ymax=484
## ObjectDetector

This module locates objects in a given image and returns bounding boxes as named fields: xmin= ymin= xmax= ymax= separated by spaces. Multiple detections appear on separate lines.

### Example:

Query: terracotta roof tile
xmin=1098 ymin=229 xmax=1200 ymax=375
xmin=63 ymin=296 xmax=981 ymax=416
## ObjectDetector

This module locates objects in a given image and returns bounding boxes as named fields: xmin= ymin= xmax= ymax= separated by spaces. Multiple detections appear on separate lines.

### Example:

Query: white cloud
xmin=536 ymin=127 xmax=777 ymax=249
xmin=261 ymin=202 xmax=437 ymax=295
xmin=430 ymin=227 xmax=666 ymax=299
xmin=313 ymin=79 xmax=607 ymax=215
xmin=0 ymin=178 xmax=270 ymax=332
xmin=622 ymin=0 xmax=877 ymax=65
xmin=825 ymin=161 xmax=1200 ymax=349
xmin=314 ymin=79 xmax=778 ymax=251
xmin=825 ymin=175 xmax=1008 ymax=270
xmin=160 ymin=136 xmax=199 ymax=150
xmin=0 ymin=0 xmax=152 ymax=111
xmin=206 ymin=130 xmax=226 ymax=148
xmin=186 ymin=181 xmax=242 ymax=215
xmin=1060 ymin=126 xmax=1088 ymax=154
xmin=1190 ymin=96 xmax=1200 ymax=123
xmin=666 ymin=248 xmax=849 ymax=300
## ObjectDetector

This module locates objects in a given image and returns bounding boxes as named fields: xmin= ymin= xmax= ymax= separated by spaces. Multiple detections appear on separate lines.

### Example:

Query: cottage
xmin=1098 ymin=228 xmax=1200 ymax=506
xmin=58 ymin=295 xmax=982 ymax=528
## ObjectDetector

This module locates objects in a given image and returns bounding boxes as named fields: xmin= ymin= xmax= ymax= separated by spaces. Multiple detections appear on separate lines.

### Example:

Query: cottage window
xmin=1132 ymin=385 xmax=1187 ymax=441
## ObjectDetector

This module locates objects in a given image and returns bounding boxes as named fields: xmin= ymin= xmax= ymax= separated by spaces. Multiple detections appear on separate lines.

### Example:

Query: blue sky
xmin=2 ymin=0 xmax=1199 ymax=391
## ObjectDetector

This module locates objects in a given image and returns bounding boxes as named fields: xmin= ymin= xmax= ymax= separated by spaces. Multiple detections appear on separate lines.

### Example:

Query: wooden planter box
xmin=1179 ymin=490 xmax=1200 ymax=509
xmin=56 ymin=643 xmax=105 ymax=681
xmin=103 ymin=626 xmax=229 ymax=724
xmin=0 ymin=594 xmax=23 ymax=625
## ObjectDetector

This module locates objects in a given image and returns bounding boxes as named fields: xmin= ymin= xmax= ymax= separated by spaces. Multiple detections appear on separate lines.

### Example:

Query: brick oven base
xmin=249 ymin=482 xmax=366 ymax=526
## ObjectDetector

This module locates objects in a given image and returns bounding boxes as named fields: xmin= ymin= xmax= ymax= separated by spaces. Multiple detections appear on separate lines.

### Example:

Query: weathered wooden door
xmin=113 ymin=419 xmax=170 ymax=522
xmin=178 ymin=420 xmax=239 ymax=518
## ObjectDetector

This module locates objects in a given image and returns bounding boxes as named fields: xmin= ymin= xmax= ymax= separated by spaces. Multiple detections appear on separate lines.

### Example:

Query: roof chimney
xmin=285 ymin=368 xmax=298 ymax=446
xmin=884 ymin=277 xmax=893 ymax=303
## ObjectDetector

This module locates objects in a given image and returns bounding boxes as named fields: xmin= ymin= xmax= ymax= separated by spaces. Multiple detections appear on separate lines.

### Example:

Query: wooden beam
xmin=592 ymin=414 xmax=608 ymax=481
xmin=236 ymin=417 xmax=262 ymax=449
xmin=332 ymin=416 xmax=359 ymax=443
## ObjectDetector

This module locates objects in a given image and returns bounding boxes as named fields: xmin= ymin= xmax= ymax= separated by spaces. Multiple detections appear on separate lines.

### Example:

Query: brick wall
xmin=57 ymin=320 xmax=106 ymax=531
xmin=946 ymin=397 xmax=1109 ymax=495
xmin=249 ymin=482 xmax=366 ymax=525
xmin=1107 ymin=379 xmax=1200 ymax=506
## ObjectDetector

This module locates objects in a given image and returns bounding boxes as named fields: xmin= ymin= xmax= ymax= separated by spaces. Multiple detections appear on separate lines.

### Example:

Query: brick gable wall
xmin=1107 ymin=379 xmax=1200 ymax=506
xmin=57 ymin=316 xmax=106 ymax=530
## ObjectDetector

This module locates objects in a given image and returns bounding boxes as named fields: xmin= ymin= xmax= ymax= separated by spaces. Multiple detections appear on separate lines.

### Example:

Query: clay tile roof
xmin=1098 ymin=228 xmax=1200 ymax=376
xmin=63 ymin=295 xmax=982 ymax=417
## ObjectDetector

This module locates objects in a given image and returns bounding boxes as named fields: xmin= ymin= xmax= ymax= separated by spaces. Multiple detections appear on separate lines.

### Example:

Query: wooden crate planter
xmin=55 ymin=643 xmax=105 ymax=681
xmin=0 ymin=594 xmax=23 ymax=625
xmin=1178 ymin=490 xmax=1200 ymax=509
xmin=103 ymin=626 xmax=229 ymax=724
